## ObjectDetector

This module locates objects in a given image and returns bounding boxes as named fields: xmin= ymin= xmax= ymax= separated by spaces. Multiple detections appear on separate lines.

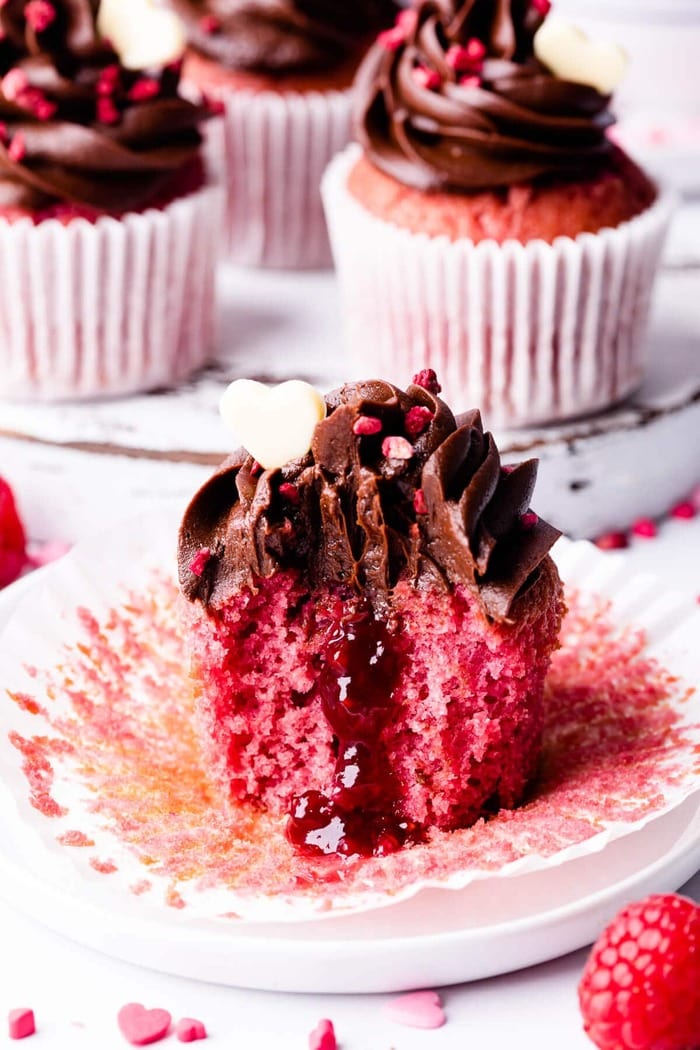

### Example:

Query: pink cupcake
xmin=178 ymin=372 xmax=563 ymax=858
xmin=0 ymin=0 xmax=221 ymax=401
xmin=167 ymin=0 xmax=400 ymax=268
xmin=322 ymin=0 xmax=673 ymax=426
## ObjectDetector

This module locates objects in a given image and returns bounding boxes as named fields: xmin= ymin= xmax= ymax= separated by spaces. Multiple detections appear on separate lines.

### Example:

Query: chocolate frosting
xmin=178 ymin=379 xmax=560 ymax=622
xmin=0 ymin=0 xmax=208 ymax=213
xmin=355 ymin=0 xmax=616 ymax=192
xmin=169 ymin=0 xmax=399 ymax=73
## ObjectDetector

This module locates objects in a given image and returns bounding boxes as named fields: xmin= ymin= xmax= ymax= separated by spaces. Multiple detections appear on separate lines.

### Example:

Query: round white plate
xmin=0 ymin=557 xmax=699 ymax=993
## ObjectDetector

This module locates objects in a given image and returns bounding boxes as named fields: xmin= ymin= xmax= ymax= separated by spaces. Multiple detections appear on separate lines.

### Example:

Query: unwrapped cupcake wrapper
xmin=201 ymin=86 xmax=352 ymax=270
xmin=0 ymin=185 xmax=223 ymax=402
xmin=322 ymin=147 xmax=674 ymax=427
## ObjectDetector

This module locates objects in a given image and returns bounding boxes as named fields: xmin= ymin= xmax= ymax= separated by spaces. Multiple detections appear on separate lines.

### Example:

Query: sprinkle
xmin=0 ymin=122 xmax=7 ymax=144
xmin=501 ymin=464 xmax=516 ymax=475
xmin=404 ymin=405 xmax=434 ymax=437
xmin=24 ymin=0 xmax=55 ymax=33
xmin=8 ymin=132 xmax=26 ymax=162
xmin=378 ymin=25 xmax=406 ymax=51
xmin=33 ymin=95 xmax=56 ymax=120
xmin=250 ymin=460 xmax=262 ymax=477
xmin=128 ymin=78 xmax=160 ymax=102
xmin=382 ymin=435 xmax=414 ymax=461
xmin=531 ymin=0 xmax=552 ymax=14
xmin=309 ymin=1019 xmax=336 ymax=1050
xmin=520 ymin=511 xmax=539 ymax=529
xmin=278 ymin=482 xmax=300 ymax=504
xmin=8 ymin=1009 xmax=35 ymax=1040
xmin=97 ymin=96 xmax=119 ymax=124
xmin=412 ymin=369 xmax=441 ymax=395
xmin=2 ymin=68 xmax=29 ymax=101
xmin=631 ymin=518 xmax=657 ymax=539
xmin=352 ymin=415 xmax=382 ymax=436
xmin=459 ymin=74 xmax=481 ymax=88
xmin=413 ymin=489 xmax=428 ymax=515
xmin=118 ymin=1005 xmax=171 ymax=1047
xmin=446 ymin=40 xmax=485 ymax=73
xmin=464 ymin=37 xmax=487 ymax=63
xmin=412 ymin=65 xmax=441 ymax=91
xmin=175 ymin=1018 xmax=207 ymax=1043
xmin=199 ymin=14 xmax=220 ymax=34
xmin=188 ymin=548 xmax=211 ymax=577
xmin=595 ymin=531 xmax=629 ymax=551
xmin=670 ymin=501 xmax=696 ymax=520
xmin=97 ymin=64 xmax=120 ymax=96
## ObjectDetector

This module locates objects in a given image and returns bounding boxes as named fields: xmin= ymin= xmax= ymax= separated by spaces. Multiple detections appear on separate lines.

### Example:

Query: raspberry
xmin=578 ymin=893 xmax=700 ymax=1050
xmin=0 ymin=477 xmax=27 ymax=588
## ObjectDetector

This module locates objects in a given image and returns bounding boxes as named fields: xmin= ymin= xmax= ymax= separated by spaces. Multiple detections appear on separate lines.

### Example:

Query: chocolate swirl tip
xmin=0 ymin=0 xmax=209 ymax=214
xmin=178 ymin=375 xmax=560 ymax=622
xmin=354 ymin=0 xmax=616 ymax=192
xmin=168 ymin=0 xmax=401 ymax=73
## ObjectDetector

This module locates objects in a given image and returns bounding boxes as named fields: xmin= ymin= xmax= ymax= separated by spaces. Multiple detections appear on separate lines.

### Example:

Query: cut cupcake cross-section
xmin=178 ymin=374 xmax=564 ymax=859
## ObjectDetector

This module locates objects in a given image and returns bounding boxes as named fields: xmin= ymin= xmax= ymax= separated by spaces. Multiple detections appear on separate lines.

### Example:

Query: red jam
xmin=286 ymin=597 xmax=417 ymax=859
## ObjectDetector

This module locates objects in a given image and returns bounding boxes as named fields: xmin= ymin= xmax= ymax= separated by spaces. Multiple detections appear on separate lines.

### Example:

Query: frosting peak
xmin=0 ymin=0 xmax=209 ymax=214
xmin=169 ymin=0 xmax=400 ymax=73
xmin=355 ymin=0 xmax=616 ymax=192
xmin=178 ymin=377 xmax=560 ymax=621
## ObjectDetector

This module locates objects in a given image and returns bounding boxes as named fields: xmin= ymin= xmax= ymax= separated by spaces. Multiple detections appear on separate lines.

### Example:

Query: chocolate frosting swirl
xmin=169 ymin=0 xmax=399 ymax=73
xmin=0 ymin=0 xmax=208 ymax=213
xmin=355 ymin=0 xmax=615 ymax=191
xmin=178 ymin=378 xmax=560 ymax=622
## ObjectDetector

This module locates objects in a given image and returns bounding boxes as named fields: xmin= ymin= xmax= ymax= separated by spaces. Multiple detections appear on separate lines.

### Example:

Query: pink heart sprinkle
xmin=309 ymin=1018 xmax=337 ymax=1050
xmin=117 ymin=1004 xmax=171 ymax=1046
xmin=384 ymin=990 xmax=446 ymax=1029
xmin=175 ymin=1017 xmax=207 ymax=1043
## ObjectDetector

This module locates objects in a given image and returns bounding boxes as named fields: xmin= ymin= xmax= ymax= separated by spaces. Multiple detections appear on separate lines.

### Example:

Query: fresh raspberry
xmin=0 ymin=477 xmax=27 ymax=588
xmin=578 ymin=893 xmax=700 ymax=1050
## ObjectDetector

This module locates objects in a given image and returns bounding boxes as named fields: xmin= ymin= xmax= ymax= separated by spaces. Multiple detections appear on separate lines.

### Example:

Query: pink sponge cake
xmin=178 ymin=373 xmax=564 ymax=859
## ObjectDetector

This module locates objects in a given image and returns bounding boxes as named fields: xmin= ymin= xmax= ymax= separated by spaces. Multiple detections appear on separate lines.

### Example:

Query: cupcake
xmin=167 ymin=0 xmax=400 ymax=269
xmin=0 ymin=0 xmax=220 ymax=401
xmin=178 ymin=371 xmax=564 ymax=858
xmin=322 ymin=0 xmax=673 ymax=427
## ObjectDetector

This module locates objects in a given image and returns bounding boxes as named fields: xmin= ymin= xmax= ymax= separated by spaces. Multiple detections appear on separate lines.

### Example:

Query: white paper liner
xmin=0 ymin=512 xmax=698 ymax=925
xmin=322 ymin=146 xmax=675 ymax=427
xmin=0 ymin=185 xmax=223 ymax=402
xmin=198 ymin=86 xmax=352 ymax=269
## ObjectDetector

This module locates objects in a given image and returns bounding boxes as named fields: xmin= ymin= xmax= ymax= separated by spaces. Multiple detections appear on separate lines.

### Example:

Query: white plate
xmin=0 ymin=539 xmax=699 ymax=992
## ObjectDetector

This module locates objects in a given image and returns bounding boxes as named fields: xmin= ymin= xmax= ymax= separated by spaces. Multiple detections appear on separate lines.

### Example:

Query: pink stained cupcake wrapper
xmin=322 ymin=147 xmax=675 ymax=428
xmin=0 ymin=185 xmax=223 ymax=403
xmin=198 ymin=86 xmax=353 ymax=270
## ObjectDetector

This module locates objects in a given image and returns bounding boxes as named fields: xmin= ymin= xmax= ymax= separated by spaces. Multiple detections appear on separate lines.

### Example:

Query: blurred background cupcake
xmin=0 ymin=0 xmax=220 ymax=402
xmin=323 ymin=0 xmax=674 ymax=428
xmin=167 ymin=0 xmax=400 ymax=269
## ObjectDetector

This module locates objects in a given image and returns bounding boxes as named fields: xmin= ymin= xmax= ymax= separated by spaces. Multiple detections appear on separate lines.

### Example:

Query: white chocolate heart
xmin=97 ymin=0 xmax=186 ymax=70
xmin=534 ymin=17 xmax=628 ymax=96
xmin=219 ymin=380 xmax=327 ymax=471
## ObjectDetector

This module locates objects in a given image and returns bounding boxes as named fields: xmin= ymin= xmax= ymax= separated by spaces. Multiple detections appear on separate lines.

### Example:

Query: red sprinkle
xmin=309 ymin=1019 xmax=336 ymax=1050
xmin=377 ymin=25 xmax=406 ymax=51
xmin=8 ymin=132 xmax=26 ymax=162
xmin=382 ymin=435 xmax=414 ymax=461
xmin=412 ymin=369 xmax=442 ymax=395
xmin=595 ymin=531 xmax=629 ymax=551
xmin=531 ymin=0 xmax=552 ymax=14
xmin=632 ymin=517 xmax=658 ymax=539
xmin=412 ymin=65 xmax=441 ymax=91
xmin=175 ymin=1018 xmax=207 ymax=1043
xmin=0 ymin=475 xmax=28 ymax=588
xmin=0 ymin=122 xmax=7 ymax=143
xmin=405 ymin=405 xmax=434 ymax=437
xmin=447 ymin=39 xmax=485 ymax=73
xmin=118 ymin=1005 xmax=171 ymax=1047
xmin=278 ymin=482 xmax=300 ymax=504
xmin=97 ymin=64 xmax=120 ymax=96
xmin=199 ymin=14 xmax=220 ymax=34
xmin=520 ymin=511 xmax=539 ymax=529
xmin=352 ymin=415 xmax=382 ymax=436
xmin=188 ymin=548 xmax=211 ymax=577
xmin=97 ymin=96 xmax=119 ymax=125
xmin=128 ymin=78 xmax=160 ymax=102
xmin=8 ymin=1009 xmax=35 ymax=1041
xmin=670 ymin=501 xmax=696 ymax=520
xmin=24 ymin=0 xmax=55 ymax=32
xmin=414 ymin=489 xmax=428 ymax=515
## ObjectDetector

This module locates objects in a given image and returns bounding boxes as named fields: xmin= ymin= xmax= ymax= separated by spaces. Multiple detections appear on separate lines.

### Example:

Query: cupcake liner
xmin=0 ymin=513 xmax=699 ymax=923
xmin=0 ymin=185 xmax=223 ymax=402
xmin=200 ymin=86 xmax=352 ymax=269
xmin=322 ymin=146 xmax=675 ymax=427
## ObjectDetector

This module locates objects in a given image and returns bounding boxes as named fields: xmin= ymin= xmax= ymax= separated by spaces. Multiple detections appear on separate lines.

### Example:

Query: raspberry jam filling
xmin=286 ymin=595 xmax=418 ymax=859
